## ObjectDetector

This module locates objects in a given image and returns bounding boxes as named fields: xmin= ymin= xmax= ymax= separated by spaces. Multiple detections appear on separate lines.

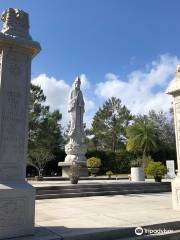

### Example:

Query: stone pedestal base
xmin=0 ymin=181 xmax=35 ymax=240
xmin=58 ymin=162 xmax=89 ymax=177
xmin=172 ymin=177 xmax=180 ymax=210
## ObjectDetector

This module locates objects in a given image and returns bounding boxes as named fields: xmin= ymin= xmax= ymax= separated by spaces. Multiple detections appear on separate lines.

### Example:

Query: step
xmin=36 ymin=185 xmax=171 ymax=195
xmin=36 ymin=176 xmax=128 ymax=181
xmin=36 ymin=188 xmax=170 ymax=200
xmin=14 ymin=220 xmax=180 ymax=240
xmin=62 ymin=221 xmax=180 ymax=240
xmin=115 ymin=230 xmax=180 ymax=240
xmin=36 ymin=182 xmax=171 ymax=191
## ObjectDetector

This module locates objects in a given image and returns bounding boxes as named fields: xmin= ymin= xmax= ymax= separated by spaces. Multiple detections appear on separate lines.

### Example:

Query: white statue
xmin=68 ymin=77 xmax=85 ymax=144
xmin=65 ymin=77 xmax=87 ymax=163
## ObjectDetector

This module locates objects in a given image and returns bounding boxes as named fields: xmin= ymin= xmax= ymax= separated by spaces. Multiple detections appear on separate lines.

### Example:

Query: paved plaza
xmin=34 ymin=192 xmax=180 ymax=239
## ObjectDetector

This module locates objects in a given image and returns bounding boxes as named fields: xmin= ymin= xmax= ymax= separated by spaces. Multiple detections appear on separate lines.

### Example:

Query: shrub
xmin=87 ymin=157 xmax=101 ymax=168
xmin=130 ymin=158 xmax=143 ymax=167
xmin=86 ymin=150 xmax=133 ymax=174
xmin=145 ymin=161 xmax=167 ymax=178
xmin=106 ymin=170 xmax=113 ymax=177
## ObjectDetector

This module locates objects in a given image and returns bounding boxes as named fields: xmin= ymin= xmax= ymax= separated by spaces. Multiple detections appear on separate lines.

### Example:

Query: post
xmin=167 ymin=65 xmax=180 ymax=210
xmin=0 ymin=8 xmax=41 ymax=238
xmin=166 ymin=160 xmax=176 ymax=179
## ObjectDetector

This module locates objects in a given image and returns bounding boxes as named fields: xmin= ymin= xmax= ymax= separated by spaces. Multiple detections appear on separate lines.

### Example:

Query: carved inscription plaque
xmin=0 ymin=166 xmax=22 ymax=180
xmin=0 ymin=199 xmax=25 ymax=228
xmin=0 ymin=50 xmax=29 ymax=179
xmin=175 ymin=102 xmax=180 ymax=141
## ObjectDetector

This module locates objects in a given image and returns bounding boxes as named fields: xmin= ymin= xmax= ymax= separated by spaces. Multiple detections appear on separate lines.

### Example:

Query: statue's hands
xmin=68 ymin=127 xmax=75 ymax=137
xmin=68 ymin=99 xmax=76 ymax=112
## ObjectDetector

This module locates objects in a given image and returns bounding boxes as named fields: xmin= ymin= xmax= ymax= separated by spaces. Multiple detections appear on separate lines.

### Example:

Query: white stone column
xmin=0 ymin=8 xmax=41 ymax=239
xmin=167 ymin=65 xmax=180 ymax=210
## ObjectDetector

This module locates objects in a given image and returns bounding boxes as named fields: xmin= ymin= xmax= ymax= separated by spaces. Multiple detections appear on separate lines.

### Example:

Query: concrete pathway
xmin=35 ymin=192 xmax=180 ymax=239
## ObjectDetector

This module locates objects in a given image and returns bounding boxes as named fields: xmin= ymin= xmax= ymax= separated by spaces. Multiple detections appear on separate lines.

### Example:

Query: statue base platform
xmin=172 ymin=177 xmax=180 ymax=210
xmin=0 ymin=181 xmax=35 ymax=240
xmin=58 ymin=162 xmax=89 ymax=177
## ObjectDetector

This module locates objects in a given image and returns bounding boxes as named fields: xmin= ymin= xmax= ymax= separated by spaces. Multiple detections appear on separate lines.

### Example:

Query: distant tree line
xmin=27 ymin=84 xmax=176 ymax=176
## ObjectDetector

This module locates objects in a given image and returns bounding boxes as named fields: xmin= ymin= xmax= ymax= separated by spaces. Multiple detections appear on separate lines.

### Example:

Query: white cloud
xmin=31 ymin=73 xmax=95 ymax=127
xmin=31 ymin=54 xmax=179 ymax=128
xmin=84 ymin=98 xmax=95 ymax=112
xmin=95 ymin=54 xmax=178 ymax=114
xmin=32 ymin=74 xmax=70 ymax=125
xmin=80 ymin=74 xmax=91 ymax=90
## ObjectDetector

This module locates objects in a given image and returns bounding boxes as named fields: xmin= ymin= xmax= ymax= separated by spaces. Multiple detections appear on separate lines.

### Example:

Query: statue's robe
xmin=68 ymin=88 xmax=85 ymax=144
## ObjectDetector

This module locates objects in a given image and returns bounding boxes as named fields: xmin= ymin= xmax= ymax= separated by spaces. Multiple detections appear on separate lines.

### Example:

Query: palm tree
xmin=126 ymin=115 xmax=158 ymax=168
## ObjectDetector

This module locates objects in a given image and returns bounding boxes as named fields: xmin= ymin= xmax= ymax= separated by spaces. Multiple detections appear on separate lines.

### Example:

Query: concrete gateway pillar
xmin=0 ymin=8 xmax=41 ymax=239
xmin=167 ymin=65 xmax=180 ymax=210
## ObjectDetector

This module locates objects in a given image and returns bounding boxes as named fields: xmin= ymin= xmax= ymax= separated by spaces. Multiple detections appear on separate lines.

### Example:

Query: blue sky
xmin=0 ymin=0 xmax=180 ymax=126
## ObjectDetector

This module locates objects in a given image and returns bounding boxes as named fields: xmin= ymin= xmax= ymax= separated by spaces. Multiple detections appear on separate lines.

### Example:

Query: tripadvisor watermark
xmin=135 ymin=226 xmax=174 ymax=236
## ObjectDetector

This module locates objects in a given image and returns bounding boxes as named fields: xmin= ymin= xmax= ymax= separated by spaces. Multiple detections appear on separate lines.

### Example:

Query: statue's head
xmin=74 ymin=77 xmax=81 ymax=90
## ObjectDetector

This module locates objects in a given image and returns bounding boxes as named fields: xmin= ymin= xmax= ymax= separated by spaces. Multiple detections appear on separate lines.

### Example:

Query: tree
xmin=29 ymin=84 xmax=49 ymax=150
xmin=126 ymin=115 xmax=158 ymax=168
xmin=91 ymin=97 xmax=132 ymax=152
xmin=148 ymin=109 xmax=175 ymax=149
xmin=28 ymin=84 xmax=64 ymax=176
xmin=28 ymin=148 xmax=54 ymax=177
xmin=148 ymin=109 xmax=176 ymax=164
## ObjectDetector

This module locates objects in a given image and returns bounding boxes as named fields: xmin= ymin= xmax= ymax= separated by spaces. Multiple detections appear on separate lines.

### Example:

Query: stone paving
xmin=35 ymin=192 xmax=180 ymax=239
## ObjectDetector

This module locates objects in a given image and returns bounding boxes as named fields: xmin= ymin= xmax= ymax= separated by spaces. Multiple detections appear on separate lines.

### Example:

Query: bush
xmin=106 ymin=171 xmax=113 ymax=177
xmin=87 ymin=157 xmax=101 ymax=168
xmin=86 ymin=150 xmax=134 ymax=174
xmin=27 ymin=149 xmax=135 ymax=177
xmin=145 ymin=161 xmax=167 ymax=178
xmin=130 ymin=158 xmax=143 ymax=167
xmin=151 ymin=148 xmax=177 ymax=168
xmin=114 ymin=150 xmax=132 ymax=174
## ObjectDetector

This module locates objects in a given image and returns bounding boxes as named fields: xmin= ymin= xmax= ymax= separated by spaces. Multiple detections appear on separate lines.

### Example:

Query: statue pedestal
xmin=58 ymin=162 xmax=89 ymax=177
xmin=0 ymin=182 xmax=35 ymax=239
xmin=172 ymin=177 xmax=180 ymax=210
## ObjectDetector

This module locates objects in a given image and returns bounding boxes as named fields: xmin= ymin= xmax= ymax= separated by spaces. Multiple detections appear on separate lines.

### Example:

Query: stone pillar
xmin=0 ymin=8 xmax=41 ymax=239
xmin=167 ymin=65 xmax=180 ymax=210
